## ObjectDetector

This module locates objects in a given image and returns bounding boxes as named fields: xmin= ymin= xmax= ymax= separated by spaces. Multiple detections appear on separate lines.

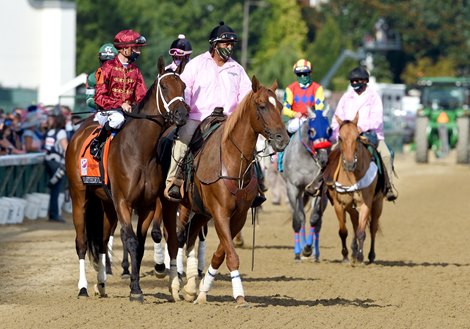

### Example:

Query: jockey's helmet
xmin=98 ymin=43 xmax=118 ymax=61
xmin=209 ymin=21 xmax=238 ymax=45
xmin=113 ymin=30 xmax=147 ymax=49
xmin=169 ymin=34 xmax=192 ymax=57
xmin=348 ymin=66 xmax=370 ymax=82
xmin=293 ymin=59 xmax=312 ymax=75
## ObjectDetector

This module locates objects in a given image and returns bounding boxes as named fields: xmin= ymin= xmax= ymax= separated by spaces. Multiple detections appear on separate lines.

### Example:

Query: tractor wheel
xmin=456 ymin=117 xmax=470 ymax=164
xmin=415 ymin=116 xmax=429 ymax=163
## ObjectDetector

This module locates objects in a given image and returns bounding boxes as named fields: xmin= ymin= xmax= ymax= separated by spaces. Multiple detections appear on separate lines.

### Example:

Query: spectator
xmin=44 ymin=107 xmax=68 ymax=223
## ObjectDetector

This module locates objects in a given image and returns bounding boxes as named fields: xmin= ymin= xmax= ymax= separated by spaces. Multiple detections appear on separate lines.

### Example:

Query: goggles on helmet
xmin=115 ymin=35 xmax=147 ymax=47
xmin=212 ymin=32 xmax=238 ymax=44
xmin=169 ymin=48 xmax=190 ymax=57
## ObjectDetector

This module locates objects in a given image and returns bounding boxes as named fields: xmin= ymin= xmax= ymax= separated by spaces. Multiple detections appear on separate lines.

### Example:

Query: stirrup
xmin=164 ymin=179 xmax=184 ymax=202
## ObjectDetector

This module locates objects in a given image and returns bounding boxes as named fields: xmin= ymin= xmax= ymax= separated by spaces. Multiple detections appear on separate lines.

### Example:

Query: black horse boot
xmin=90 ymin=122 xmax=111 ymax=161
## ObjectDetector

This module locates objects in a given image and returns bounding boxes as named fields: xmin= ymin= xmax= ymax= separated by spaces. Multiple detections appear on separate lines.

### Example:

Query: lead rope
xmin=251 ymin=206 xmax=257 ymax=271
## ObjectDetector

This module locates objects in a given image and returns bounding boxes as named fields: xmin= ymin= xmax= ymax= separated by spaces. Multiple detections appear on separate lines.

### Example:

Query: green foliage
xmin=75 ymin=0 xmax=470 ymax=93
xmin=250 ymin=0 xmax=307 ymax=88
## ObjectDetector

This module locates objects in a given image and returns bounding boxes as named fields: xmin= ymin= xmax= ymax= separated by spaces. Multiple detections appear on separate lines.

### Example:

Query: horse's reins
xmin=124 ymin=71 xmax=185 ymax=126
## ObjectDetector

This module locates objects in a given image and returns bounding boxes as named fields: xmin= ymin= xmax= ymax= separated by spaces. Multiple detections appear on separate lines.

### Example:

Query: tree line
xmin=76 ymin=0 xmax=470 ymax=90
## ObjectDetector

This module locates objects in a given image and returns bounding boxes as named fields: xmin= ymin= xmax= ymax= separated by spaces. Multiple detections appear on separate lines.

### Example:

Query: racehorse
xmin=177 ymin=76 xmax=289 ymax=306
xmin=281 ymin=109 xmax=332 ymax=261
xmin=325 ymin=113 xmax=384 ymax=264
xmin=65 ymin=57 xmax=189 ymax=302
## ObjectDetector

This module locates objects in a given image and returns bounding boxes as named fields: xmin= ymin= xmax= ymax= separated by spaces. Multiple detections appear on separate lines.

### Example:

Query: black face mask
xmin=216 ymin=46 xmax=233 ymax=61
xmin=129 ymin=51 xmax=140 ymax=63
xmin=351 ymin=82 xmax=367 ymax=93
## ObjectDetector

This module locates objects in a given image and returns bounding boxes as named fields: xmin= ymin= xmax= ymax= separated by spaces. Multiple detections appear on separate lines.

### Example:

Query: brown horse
xmin=65 ymin=57 xmax=188 ymax=302
xmin=177 ymin=76 xmax=289 ymax=306
xmin=326 ymin=113 xmax=384 ymax=264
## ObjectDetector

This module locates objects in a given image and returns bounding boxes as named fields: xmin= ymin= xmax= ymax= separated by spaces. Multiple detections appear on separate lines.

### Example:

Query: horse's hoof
xmin=194 ymin=292 xmax=207 ymax=305
xmin=314 ymin=256 xmax=320 ymax=263
xmin=129 ymin=293 xmax=144 ymax=303
xmin=234 ymin=237 xmax=244 ymax=248
xmin=94 ymin=283 xmax=107 ymax=298
xmin=77 ymin=287 xmax=89 ymax=298
xmin=182 ymin=286 xmax=197 ymax=302
xmin=198 ymin=269 xmax=204 ymax=279
xmin=302 ymin=245 xmax=313 ymax=257
xmin=294 ymin=253 xmax=301 ymax=262
xmin=235 ymin=296 xmax=250 ymax=308
xmin=154 ymin=263 xmax=167 ymax=279
xmin=121 ymin=270 xmax=131 ymax=280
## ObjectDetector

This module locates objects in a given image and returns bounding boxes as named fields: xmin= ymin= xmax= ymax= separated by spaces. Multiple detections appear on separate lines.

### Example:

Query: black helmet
xmin=348 ymin=66 xmax=370 ymax=81
xmin=209 ymin=21 xmax=238 ymax=44
xmin=169 ymin=34 xmax=192 ymax=56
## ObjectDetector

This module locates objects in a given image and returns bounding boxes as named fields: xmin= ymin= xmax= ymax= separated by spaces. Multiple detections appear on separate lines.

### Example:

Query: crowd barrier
xmin=0 ymin=153 xmax=70 ymax=225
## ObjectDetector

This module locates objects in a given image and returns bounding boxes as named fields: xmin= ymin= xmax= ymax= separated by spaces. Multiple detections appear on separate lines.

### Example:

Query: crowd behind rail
xmin=0 ymin=105 xmax=81 ymax=156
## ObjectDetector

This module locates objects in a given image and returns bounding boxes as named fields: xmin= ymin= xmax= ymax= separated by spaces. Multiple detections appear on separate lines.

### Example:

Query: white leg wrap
xmin=197 ymin=240 xmax=206 ymax=272
xmin=154 ymin=242 xmax=164 ymax=264
xmin=164 ymin=244 xmax=170 ymax=269
xmin=231 ymin=270 xmax=245 ymax=299
xmin=169 ymin=260 xmax=180 ymax=301
xmin=98 ymin=253 xmax=107 ymax=283
xmin=78 ymin=259 xmax=87 ymax=290
xmin=199 ymin=265 xmax=218 ymax=293
xmin=107 ymin=236 xmax=114 ymax=263
xmin=177 ymin=247 xmax=184 ymax=274
xmin=186 ymin=249 xmax=198 ymax=279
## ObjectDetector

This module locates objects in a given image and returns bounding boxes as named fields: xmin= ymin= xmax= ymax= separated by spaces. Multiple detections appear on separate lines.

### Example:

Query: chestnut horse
xmin=65 ymin=57 xmax=188 ymax=302
xmin=178 ymin=76 xmax=290 ymax=307
xmin=326 ymin=113 xmax=384 ymax=264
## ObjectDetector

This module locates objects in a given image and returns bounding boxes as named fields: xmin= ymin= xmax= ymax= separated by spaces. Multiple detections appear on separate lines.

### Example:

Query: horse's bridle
xmin=156 ymin=72 xmax=185 ymax=118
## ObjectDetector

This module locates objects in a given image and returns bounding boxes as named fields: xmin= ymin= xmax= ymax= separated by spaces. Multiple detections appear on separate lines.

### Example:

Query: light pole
xmin=241 ymin=0 xmax=267 ymax=69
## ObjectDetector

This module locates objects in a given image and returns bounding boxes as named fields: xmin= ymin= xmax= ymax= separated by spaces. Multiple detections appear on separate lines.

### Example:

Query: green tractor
xmin=414 ymin=77 xmax=470 ymax=163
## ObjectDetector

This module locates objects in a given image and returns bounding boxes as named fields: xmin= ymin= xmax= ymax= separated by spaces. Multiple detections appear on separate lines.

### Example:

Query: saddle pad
xmin=78 ymin=127 xmax=112 ymax=185
xmin=195 ymin=127 xmax=224 ymax=184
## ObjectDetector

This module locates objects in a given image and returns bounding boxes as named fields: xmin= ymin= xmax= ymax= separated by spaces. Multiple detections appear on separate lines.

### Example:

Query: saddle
xmin=78 ymin=127 xmax=114 ymax=186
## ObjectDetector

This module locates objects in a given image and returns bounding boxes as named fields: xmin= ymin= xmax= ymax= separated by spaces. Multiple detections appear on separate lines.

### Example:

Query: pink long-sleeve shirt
xmin=180 ymin=51 xmax=252 ymax=121
xmin=331 ymin=87 xmax=385 ymax=142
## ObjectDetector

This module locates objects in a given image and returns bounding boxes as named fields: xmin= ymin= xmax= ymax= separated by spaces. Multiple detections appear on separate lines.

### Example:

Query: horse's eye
xmin=309 ymin=129 xmax=316 ymax=137
xmin=258 ymin=104 xmax=266 ymax=111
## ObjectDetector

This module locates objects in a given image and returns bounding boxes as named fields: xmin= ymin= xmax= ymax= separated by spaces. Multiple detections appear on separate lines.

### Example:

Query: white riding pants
xmin=94 ymin=110 xmax=125 ymax=129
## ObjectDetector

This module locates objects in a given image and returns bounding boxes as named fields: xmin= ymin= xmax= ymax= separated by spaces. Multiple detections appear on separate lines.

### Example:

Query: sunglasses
xmin=296 ymin=72 xmax=309 ymax=77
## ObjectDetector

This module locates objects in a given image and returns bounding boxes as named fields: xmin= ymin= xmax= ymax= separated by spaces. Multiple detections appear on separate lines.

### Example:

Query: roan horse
xmin=65 ymin=57 xmax=189 ymax=302
xmin=281 ymin=109 xmax=332 ymax=261
xmin=325 ymin=113 xmax=384 ymax=264
xmin=177 ymin=76 xmax=289 ymax=306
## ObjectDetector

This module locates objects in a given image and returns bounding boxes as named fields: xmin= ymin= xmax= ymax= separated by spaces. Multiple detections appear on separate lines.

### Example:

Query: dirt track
xmin=1 ymin=150 xmax=469 ymax=329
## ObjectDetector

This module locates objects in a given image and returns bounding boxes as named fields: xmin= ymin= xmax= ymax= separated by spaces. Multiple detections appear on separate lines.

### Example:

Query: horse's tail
xmin=85 ymin=193 xmax=104 ymax=272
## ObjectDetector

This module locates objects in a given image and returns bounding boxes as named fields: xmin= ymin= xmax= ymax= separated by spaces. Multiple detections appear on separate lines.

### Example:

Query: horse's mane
xmin=222 ymin=88 xmax=256 ymax=142
xmin=136 ymin=80 xmax=157 ymax=113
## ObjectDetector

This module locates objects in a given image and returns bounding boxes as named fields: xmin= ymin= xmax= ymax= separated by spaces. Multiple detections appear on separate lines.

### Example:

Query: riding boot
xmin=251 ymin=159 xmax=267 ymax=208
xmin=166 ymin=163 xmax=185 ymax=202
xmin=90 ymin=122 xmax=111 ymax=160
xmin=383 ymin=167 xmax=397 ymax=202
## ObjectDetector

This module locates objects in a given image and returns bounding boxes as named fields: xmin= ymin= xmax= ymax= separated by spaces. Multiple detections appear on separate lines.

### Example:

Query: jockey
xmin=305 ymin=66 xmax=397 ymax=202
xmin=283 ymin=59 xmax=325 ymax=134
xmin=165 ymin=34 xmax=192 ymax=72
xmin=86 ymin=43 xmax=118 ymax=110
xmin=164 ymin=21 xmax=252 ymax=202
xmin=90 ymin=29 xmax=147 ymax=160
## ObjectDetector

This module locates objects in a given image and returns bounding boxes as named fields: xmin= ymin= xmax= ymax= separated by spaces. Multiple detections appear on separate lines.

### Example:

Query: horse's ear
xmin=352 ymin=111 xmax=359 ymax=125
xmin=307 ymin=106 xmax=315 ymax=118
xmin=176 ymin=59 xmax=187 ymax=75
xmin=251 ymin=75 xmax=260 ymax=92
xmin=336 ymin=115 xmax=343 ymax=126
xmin=157 ymin=56 xmax=165 ymax=75
xmin=270 ymin=80 xmax=278 ymax=91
